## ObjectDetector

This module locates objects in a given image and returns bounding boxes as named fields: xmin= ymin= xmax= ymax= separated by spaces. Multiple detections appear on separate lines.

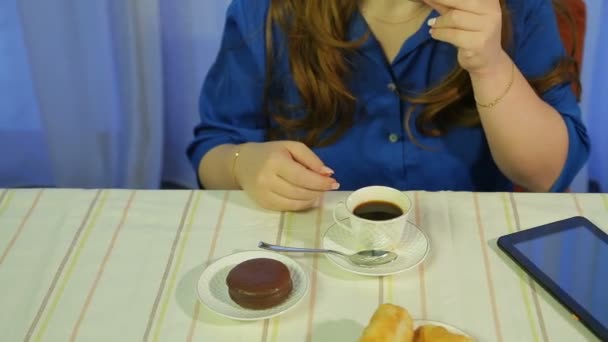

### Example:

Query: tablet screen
xmin=513 ymin=225 xmax=608 ymax=327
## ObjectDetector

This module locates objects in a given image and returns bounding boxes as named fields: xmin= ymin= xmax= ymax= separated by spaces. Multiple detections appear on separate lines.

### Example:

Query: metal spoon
xmin=258 ymin=241 xmax=398 ymax=267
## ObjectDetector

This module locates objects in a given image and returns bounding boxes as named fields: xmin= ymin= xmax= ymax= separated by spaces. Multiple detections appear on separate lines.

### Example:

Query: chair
xmin=555 ymin=0 xmax=586 ymax=98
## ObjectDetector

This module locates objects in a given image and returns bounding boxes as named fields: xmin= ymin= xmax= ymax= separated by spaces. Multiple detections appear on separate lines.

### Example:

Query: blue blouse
xmin=187 ymin=0 xmax=589 ymax=191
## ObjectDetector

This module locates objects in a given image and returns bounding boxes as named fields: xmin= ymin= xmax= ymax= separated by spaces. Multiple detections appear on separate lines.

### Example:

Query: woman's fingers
xmin=430 ymin=27 xmax=483 ymax=50
xmin=278 ymin=158 xmax=339 ymax=191
xmin=428 ymin=10 xmax=484 ymax=31
xmin=425 ymin=0 xmax=494 ymax=14
xmin=273 ymin=175 xmax=325 ymax=201
xmin=421 ymin=0 xmax=450 ymax=15
xmin=263 ymin=191 xmax=317 ymax=212
xmin=283 ymin=141 xmax=333 ymax=175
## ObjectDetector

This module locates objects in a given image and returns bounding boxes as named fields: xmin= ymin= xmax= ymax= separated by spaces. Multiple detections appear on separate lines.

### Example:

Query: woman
xmin=188 ymin=0 xmax=589 ymax=211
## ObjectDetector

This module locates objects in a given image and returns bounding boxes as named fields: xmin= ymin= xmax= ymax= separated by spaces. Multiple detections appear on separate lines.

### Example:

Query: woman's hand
xmin=424 ymin=0 xmax=508 ymax=76
xmin=235 ymin=141 xmax=339 ymax=212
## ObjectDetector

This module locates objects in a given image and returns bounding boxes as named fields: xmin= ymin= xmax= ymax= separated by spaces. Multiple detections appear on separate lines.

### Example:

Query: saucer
xmin=322 ymin=220 xmax=429 ymax=276
xmin=196 ymin=251 xmax=309 ymax=321
xmin=413 ymin=319 xmax=472 ymax=338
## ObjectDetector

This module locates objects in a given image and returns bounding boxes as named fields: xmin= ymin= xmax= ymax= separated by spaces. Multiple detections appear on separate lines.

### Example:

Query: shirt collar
xmin=347 ymin=8 xmax=440 ymax=65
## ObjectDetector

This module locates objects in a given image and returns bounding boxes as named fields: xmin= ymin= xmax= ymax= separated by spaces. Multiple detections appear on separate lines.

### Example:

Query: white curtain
xmin=0 ymin=0 xmax=231 ymax=188
xmin=159 ymin=0 xmax=232 ymax=187
xmin=0 ymin=0 xmax=605 ymax=190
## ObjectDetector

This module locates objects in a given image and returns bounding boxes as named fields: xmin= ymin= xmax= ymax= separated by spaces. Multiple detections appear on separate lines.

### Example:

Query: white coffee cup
xmin=333 ymin=186 xmax=412 ymax=251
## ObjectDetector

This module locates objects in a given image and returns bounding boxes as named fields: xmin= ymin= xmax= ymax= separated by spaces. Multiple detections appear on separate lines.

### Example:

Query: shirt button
xmin=388 ymin=133 xmax=399 ymax=143
xmin=387 ymin=83 xmax=397 ymax=92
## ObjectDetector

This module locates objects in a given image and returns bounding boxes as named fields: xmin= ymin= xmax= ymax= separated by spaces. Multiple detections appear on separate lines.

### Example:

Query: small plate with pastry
xmin=359 ymin=303 xmax=474 ymax=342
xmin=197 ymin=251 xmax=309 ymax=321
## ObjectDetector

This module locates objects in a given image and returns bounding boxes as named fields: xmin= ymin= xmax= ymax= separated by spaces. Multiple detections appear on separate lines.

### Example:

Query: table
xmin=1 ymin=189 xmax=607 ymax=342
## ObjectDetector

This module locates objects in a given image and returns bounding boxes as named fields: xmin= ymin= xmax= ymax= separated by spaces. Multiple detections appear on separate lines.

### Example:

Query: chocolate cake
xmin=226 ymin=258 xmax=293 ymax=310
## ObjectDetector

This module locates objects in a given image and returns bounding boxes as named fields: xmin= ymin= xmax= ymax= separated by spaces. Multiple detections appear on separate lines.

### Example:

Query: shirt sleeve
xmin=186 ymin=1 xmax=269 ymax=186
xmin=513 ymin=0 xmax=590 ymax=192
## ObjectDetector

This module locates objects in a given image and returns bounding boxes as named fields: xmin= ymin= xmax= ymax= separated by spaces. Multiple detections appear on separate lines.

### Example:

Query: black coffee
xmin=353 ymin=201 xmax=403 ymax=221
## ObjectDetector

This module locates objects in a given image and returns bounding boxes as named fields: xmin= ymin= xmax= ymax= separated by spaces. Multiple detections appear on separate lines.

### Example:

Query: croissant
xmin=414 ymin=325 xmax=473 ymax=342
xmin=358 ymin=303 xmax=415 ymax=342
xmin=359 ymin=304 xmax=474 ymax=342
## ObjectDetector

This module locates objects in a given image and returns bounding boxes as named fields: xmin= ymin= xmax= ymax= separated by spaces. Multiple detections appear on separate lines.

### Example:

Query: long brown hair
xmin=264 ymin=0 xmax=580 ymax=146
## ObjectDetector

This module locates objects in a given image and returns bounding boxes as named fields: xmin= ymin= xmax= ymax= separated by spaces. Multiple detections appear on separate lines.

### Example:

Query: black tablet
xmin=497 ymin=216 xmax=608 ymax=340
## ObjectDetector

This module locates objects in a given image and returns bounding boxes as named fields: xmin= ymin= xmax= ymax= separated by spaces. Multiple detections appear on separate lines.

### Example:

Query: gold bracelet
xmin=475 ymin=62 xmax=515 ymax=109
xmin=231 ymin=146 xmax=241 ymax=188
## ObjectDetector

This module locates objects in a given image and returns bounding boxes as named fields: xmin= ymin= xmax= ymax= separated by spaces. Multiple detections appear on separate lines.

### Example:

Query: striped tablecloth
xmin=0 ymin=189 xmax=607 ymax=342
